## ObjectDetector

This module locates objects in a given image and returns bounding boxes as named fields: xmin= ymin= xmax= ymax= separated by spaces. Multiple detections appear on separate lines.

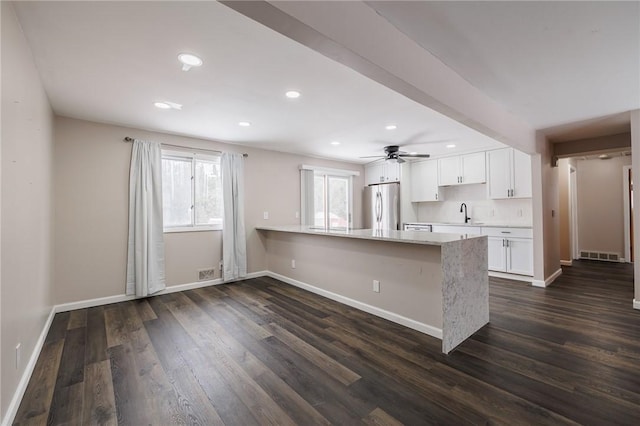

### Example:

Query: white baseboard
xmin=266 ymin=271 xmax=443 ymax=340
xmin=560 ymin=260 xmax=573 ymax=266
xmin=488 ymin=271 xmax=533 ymax=283
xmin=1 ymin=307 xmax=56 ymax=426
xmin=532 ymin=268 xmax=562 ymax=288
xmin=634 ymin=299 xmax=640 ymax=310
xmin=55 ymin=270 xmax=268 ymax=313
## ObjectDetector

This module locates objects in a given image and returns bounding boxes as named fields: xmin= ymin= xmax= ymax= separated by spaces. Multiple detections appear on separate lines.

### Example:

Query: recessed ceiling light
xmin=238 ymin=121 xmax=251 ymax=127
xmin=154 ymin=101 xmax=182 ymax=110
xmin=330 ymin=141 xmax=340 ymax=146
xmin=598 ymin=154 xmax=610 ymax=160
xmin=385 ymin=124 xmax=397 ymax=130
xmin=178 ymin=53 xmax=203 ymax=71
xmin=285 ymin=90 xmax=301 ymax=99
xmin=446 ymin=144 xmax=456 ymax=148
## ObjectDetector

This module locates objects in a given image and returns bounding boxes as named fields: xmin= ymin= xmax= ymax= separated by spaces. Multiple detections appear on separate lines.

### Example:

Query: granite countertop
xmin=406 ymin=222 xmax=532 ymax=229
xmin=256 ymin=225 xmax=485 ymax=246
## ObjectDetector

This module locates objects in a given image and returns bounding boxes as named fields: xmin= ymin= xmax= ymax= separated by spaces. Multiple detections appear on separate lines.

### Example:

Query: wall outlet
xmin=198 ymin=268 xmax=216 ymax=281
xmin=263 ymin=211 xmax=269 ymax=220
xmin=291 ymin=259 xmax=296 ymax=269
xmin=16 ymin=343 xmax=21 ymax=370
xmin=373 ymin=280 xmax=380 ymax=293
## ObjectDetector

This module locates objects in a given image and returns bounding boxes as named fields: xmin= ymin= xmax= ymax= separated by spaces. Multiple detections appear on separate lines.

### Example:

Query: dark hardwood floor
xmin=14 ymin=260 xmax=640 ymax=425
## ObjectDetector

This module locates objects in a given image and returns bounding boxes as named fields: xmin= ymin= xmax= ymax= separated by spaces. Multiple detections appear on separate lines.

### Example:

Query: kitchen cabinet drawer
xmin=481 ymin=227 xmax=533 ymax=238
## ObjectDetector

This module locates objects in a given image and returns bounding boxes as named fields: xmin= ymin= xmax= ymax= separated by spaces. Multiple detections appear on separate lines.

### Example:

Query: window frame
xmin=300 ymin=165 xmax=358 ymax=230
xmin=162 ymin=149 xmax=223 ymax=233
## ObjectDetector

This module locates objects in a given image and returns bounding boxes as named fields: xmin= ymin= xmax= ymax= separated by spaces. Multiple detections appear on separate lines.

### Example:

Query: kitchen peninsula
xmin=256 ymin=225 xmax=489 ymax=353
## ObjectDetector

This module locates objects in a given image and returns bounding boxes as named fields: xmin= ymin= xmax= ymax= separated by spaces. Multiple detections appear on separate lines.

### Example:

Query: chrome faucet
xmin=460 ymin=203 xmax=471 ymax=224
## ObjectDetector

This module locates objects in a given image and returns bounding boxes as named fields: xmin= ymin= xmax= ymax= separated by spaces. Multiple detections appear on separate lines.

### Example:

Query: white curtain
xmin=221 ymin=153 xmax=247 ymax=281
xmin=126 ymin=139 xmax=166 ymax=296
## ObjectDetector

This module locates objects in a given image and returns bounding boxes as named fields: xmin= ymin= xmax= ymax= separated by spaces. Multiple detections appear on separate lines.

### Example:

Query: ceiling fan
xmin=360 ymin=145 xmax=430 ymax=164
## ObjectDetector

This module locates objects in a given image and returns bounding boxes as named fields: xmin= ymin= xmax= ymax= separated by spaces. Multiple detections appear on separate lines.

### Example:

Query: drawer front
xmin=481 ymin=227 xmax=533 ymax=238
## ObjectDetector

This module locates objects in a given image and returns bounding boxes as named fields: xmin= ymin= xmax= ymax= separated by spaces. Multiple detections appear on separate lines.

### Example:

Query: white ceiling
xmin=367 ymin=1 xmax=640 ymax=133
xmin=12 ymin=1 xmax=640 ymax=163
xmin=12 ymin=1 xmax=505 ymax=164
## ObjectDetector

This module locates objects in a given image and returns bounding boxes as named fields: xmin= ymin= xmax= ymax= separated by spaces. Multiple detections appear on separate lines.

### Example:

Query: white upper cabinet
xmin=385 ymin=161 xmax=401 ymax=183
xmin=364 ymin=162 xmax=384 ymax=185
xmin=487 ymin=148 xmax=532 ymax=199
xmin=364 ymin=161 xmax=400 ymax=185
xmin=410 ymin=159 xmax=440 ymax=202
xmin=438 ymin=152 xmax=486 ymax=186
xmin=512 ymin=149 xmax=532 ymax=198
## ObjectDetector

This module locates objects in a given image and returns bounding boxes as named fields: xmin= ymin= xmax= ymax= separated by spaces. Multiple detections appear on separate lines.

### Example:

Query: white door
xmin=487 ymin=237 xmax=507 ymax=272
xmin=461 ymin=152 xmax=486 ymax=184
xmin=487 ymin=148 xmax=512 ymax=199
xmin=506 ymin=238 xmax=534 ymax=276
xmin=438 ymin=156 xmax=461 ymax=186
xmin=512 ymin=149 xmax=532 ymax=198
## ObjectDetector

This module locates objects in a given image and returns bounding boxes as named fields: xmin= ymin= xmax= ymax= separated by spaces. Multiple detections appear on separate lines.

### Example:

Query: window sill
xmin=164 ymin=226 xmax=222 ymax=233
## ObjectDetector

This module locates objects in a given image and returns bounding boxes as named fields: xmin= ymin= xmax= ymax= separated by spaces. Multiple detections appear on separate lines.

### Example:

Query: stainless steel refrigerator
xmin=363 ymin=182 xmax=400 ymax=230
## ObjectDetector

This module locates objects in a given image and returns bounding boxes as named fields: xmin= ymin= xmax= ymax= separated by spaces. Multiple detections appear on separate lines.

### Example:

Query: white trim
xmin=55 ymin=271 xmax=268 ymax=313
xmin=623 ymin=165 xmax=632 ymax=263
xmin=633 ymin=299 xmax=640 ymax=310
xmin=266 ymin=271 xmax=443 ymax=339
xmin=532 ymin=268 xmax=562 ymax=288
xmin=299 ymin=164 xmax=360 ymax=176
xmin=560 ymin=260 xmax=573 ymax=266
xmin=488 ymin=271 xmax=533 ymax=283
xmin=2 ymin=307 xmax=56 ymax=426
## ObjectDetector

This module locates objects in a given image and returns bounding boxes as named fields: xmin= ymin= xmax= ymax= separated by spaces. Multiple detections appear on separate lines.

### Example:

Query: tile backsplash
xmin=415 ymin=183 xmax=533 ymax=226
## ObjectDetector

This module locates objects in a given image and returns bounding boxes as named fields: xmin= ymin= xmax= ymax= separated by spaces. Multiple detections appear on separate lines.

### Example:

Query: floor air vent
xmin=198 ymin=268 xmax=216 ymax=281
xmin=579 ymin=251 xmax=621 ymax=262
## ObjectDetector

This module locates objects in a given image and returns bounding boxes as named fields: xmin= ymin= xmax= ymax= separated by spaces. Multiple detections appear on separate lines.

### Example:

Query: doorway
xmin=569 ymin=165 xmax=579 ymax=260
xmin=623 ymin=165 xmax=633 ymax=263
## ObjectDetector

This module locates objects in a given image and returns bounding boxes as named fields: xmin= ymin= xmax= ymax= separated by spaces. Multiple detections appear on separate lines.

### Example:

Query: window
xmin=162 ymin=150 xmax=222 ymax=232
xmin=300 ymin=165 xmax=357 ymax=230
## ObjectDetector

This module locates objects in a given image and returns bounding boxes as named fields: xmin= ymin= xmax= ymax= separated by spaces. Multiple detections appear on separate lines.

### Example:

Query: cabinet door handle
xmin=502 ymin=239 xmax=505 ymax=247
xmin=435 ymin=193 xmax=438 ymax=200
xmin=505 ymin=240 xmax=509 ymax=247
xmin=501 ymin=231 xmax=511 ymax=234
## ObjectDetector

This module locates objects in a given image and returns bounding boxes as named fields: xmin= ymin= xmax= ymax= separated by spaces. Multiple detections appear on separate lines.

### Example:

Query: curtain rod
xmin=123 ymin=136 xmax=248 ymax=157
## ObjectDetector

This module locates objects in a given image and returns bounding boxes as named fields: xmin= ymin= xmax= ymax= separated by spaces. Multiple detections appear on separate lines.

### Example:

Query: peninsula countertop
xmin=406 ymin=221 xmax=532 ymax=229
xmin=256 ymin=225 xmax=485 ymax=246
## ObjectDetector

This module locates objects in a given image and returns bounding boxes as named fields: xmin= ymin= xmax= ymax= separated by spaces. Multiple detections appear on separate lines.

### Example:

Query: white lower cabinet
xmin=482 ymin=227 xmax=533 ymax=276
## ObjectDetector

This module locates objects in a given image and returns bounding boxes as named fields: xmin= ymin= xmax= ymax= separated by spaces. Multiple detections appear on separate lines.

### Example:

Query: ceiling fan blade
xmin=399 ymin=153 xmax=430 ymax=158
xmin=396 ymin=157 xmax=406 ymax=164
xmin=359 ymin=155 xmax=386 ymax=158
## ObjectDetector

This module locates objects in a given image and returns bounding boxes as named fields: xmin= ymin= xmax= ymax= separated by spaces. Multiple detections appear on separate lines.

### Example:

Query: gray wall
xmin=1 ymin=2 xmax=55 ymax=417
xmin=53 ymin=116 xmax=365 ymax=304
xmin=576 ymin=155 xmax=631 ymax=256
